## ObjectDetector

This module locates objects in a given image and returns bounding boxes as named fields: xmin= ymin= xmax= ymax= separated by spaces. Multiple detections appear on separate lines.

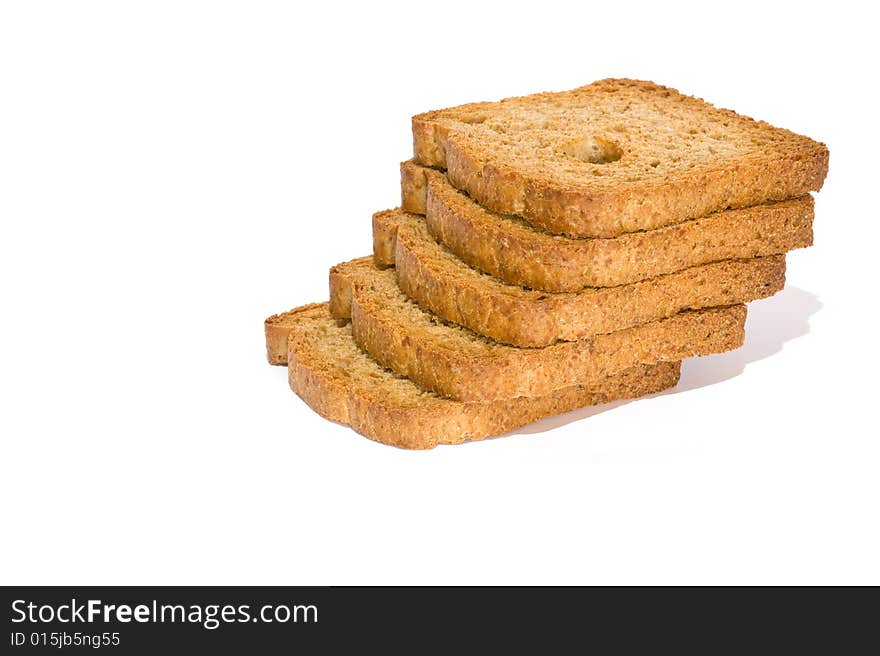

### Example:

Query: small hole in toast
xmin=459 ymin=113 xmax=487 ymax=124
xmin=562 ymin=135 xmax=623 ymax=164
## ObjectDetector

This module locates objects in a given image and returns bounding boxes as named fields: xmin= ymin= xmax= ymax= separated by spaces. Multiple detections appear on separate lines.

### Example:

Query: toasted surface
xmin=329 ymin=258 xmax=745 ymax=402
xmin=266 ymin=303 xmax=681 ymax=449
xmin=374 ymin=209 xmax=783 ymax=347
xmin=398 ymin=161 xmax=813 ymax=291
xmin=412 ymin=79 xmax=828 ymax=238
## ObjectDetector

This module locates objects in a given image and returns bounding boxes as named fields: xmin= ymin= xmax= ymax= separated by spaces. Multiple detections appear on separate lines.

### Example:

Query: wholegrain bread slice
xmin=328 ymin=258 xmax=745 ymax=402
xmin=397 ymin=160 xmax=813 ymax=291
xmin=264 ymin=303 xmax=681 ymax=449
xmin=373 ymin=208 xmax=783 ymax=347
xmin=412 ymin=79 xmax=828 ymax=238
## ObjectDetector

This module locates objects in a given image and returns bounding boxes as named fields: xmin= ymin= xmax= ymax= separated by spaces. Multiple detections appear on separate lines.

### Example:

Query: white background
xmin=1 ymin=1 xmax=877 ymax=585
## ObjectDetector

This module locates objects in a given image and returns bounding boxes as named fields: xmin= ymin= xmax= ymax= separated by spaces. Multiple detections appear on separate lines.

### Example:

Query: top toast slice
xmin=412 ymin=79 xmax=829 ymax=238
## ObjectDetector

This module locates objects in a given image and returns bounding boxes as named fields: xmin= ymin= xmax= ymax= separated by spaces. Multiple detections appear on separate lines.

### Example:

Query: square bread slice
xmin=264 ymin=303 xmax=681 ymax=449
xmin=398 ymin=160 xmax=813 ymax=291
xmin=328 ymin=257 xmax=746 ymax=402
xmin=372 ymin=208 xmax=783 ymax=347
xmin=412 ymin=79 xmax=828 ymax=238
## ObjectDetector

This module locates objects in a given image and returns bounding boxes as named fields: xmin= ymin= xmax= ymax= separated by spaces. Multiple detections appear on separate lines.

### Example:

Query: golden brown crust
xmin=399 ymin=161 xmax=812 ymax=291
xmin=371 ymin=209 xmax=400 ymax=269
xmin=330 ymin=258 xmax=746 ymax=402
xmin=289 ymin=355 xmax=681 ymax=450
xmin=264 ymin=306 xmax=325 ymax=365
xmin=270 ymin=303 xmax=682 ymax=449
xmin=381 ymin=209 xmax=784 ymax=347
xmin=327 ymin=264 xmax=353 ymax=320
xmin=400 ymin=160 xmax=428 ymax=214
xmin=413 ymin=79 xmax=829 ymax=238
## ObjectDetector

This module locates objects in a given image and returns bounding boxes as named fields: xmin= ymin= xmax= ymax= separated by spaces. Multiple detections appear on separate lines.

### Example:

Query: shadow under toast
xmin=503 ymin=286 xmax=822 ymax=438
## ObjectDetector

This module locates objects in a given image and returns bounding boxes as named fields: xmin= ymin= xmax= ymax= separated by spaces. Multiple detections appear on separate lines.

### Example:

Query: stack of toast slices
xmin=265 ymin=79 xmax=828 ymax=449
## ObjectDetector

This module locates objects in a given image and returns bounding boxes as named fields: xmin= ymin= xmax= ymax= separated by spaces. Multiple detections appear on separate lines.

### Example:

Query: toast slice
xmin=412 ymin=79 xmax=828 ymax=238
xmin=328 ymin=258 xmax=745 ymax=402
xmin=398 ymin=160 xmax=813 ymax=291
xmin=373 ymin=208 xmax=783 ymax=347
xmin=264 ymin=303 xmax=681 ymax=449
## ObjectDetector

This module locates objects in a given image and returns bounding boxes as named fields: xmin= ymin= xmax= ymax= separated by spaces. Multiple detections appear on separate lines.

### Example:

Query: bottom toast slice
xmin=328 ymin=258 xmax=746 ymax=403
xmin=264 ymin=303 xmax=681 ymax=449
